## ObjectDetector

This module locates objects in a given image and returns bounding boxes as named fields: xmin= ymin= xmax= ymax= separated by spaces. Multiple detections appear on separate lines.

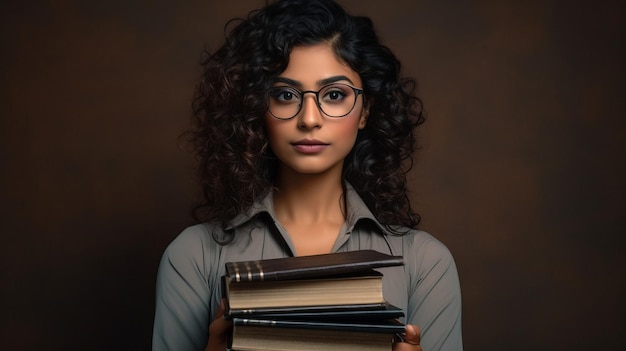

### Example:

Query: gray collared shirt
xmin=153 ymin=184 xmax=463 ymax=350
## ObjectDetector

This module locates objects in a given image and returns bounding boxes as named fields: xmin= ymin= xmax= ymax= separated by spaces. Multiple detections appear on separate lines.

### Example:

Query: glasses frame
xmin=267 ymin=83 xmax=364 ymax=120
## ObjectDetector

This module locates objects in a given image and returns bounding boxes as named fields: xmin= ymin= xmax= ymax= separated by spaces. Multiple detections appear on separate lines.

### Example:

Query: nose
xmin=297 ymin=93 xmax=323 ymax=129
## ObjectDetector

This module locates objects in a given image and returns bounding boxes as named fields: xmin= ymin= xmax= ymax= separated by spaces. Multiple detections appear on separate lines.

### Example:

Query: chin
xmin=279 ymin=160 xmax=344 ymax=176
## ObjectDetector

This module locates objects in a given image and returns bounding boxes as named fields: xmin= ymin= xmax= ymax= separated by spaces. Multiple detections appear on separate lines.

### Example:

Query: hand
xmin=393 ymin=324 xmax=422 ymax=351
xmin=204 ymin=299 xmax=233 ymax=351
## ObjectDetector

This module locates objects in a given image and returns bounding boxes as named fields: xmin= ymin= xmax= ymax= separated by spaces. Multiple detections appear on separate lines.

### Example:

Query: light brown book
xmin=224 ymin=270 xmax=386 ymax=313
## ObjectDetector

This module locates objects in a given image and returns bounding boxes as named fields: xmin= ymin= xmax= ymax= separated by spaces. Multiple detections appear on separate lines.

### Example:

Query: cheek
xmin=339 ymin=112 xmax=364 ymax=137
xmin=337 ymin=121 xmax=360 ymax=139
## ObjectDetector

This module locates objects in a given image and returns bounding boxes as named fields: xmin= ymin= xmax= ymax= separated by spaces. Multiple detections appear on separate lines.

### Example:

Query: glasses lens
xmin=318 ymin=84 xmax=357 ymax=118
xmin=268 ymin=87 xmax=301 ymax=119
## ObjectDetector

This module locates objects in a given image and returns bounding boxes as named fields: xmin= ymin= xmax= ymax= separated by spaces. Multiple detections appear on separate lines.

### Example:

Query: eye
xmin=270 ymin=87 xmax=300 ymax=104
xmin=327 ymin=90 xmax=345 ymax=100
xmin=321 ymin=86 xmax=350 ymax=104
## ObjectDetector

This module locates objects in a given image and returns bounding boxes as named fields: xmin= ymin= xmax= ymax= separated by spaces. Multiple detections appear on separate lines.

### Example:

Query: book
xmin=229 ymin=317 xmax=404 ymax=351
xmin=223 ymin=250 xmax=406 ymax=350
xmin=226 ymin=302 xmax=404 ymax=321
xmin=224 ymin=249 xmax=404 ymax=283
xmin=224 ymin=270 xmax=386 ymax=313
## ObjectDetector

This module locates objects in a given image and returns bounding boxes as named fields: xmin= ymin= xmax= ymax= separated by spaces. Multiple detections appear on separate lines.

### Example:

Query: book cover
xmin=224 ymin=249 xmax=404 ymax=283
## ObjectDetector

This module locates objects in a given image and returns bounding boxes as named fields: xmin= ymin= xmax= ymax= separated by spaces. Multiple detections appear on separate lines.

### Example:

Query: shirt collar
xmin=225 ymin=182 xmax=387 ymax=233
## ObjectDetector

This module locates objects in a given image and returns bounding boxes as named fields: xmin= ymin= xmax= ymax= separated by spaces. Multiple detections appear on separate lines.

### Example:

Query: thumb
xmin=403 ymin=324 xmax=421 ymax=346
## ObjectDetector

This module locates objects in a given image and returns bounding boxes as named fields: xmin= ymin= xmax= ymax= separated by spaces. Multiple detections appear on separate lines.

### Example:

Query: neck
xmin=273 ymin=169 xmax=346 ymax=224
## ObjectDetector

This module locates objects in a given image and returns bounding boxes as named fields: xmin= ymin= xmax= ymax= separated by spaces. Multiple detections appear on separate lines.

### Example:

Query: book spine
xmin=226 ymin=260 xmax=267 ymax=282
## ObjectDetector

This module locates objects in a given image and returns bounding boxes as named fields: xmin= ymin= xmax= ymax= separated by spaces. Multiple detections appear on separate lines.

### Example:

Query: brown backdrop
xmin=1 ymin=1 xmax=624 ymax=350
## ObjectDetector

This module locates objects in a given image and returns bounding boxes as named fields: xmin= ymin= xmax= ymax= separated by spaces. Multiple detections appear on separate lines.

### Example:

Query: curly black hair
xmin=189 ymin=0 xmax=425 ymax=229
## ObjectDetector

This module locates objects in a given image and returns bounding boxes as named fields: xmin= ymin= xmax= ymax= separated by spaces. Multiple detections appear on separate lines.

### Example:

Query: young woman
xmin=153 ymin=1 xmax=462 ymax=350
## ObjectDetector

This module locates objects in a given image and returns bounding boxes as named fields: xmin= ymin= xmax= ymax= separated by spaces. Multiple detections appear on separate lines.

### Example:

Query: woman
xmin=153 ymin=1 xmax=462 ymax=350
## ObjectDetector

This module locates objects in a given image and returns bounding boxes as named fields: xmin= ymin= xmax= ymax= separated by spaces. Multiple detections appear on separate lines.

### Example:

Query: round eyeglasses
xmin=268 ymin=83 xmax=364 ymax=120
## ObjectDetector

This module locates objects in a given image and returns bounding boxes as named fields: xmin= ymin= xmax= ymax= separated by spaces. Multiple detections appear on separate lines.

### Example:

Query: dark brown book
xmin=224 ymin=249 xmax=404 ymax=283
xmin=227 ymin=302 xmax=404 ymax=321
xmin=229 ymin=317 xmax=404 ymax=351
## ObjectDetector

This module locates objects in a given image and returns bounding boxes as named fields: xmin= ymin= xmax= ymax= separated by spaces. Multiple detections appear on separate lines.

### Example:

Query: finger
xmin=208 ymin=314 xmax=232 ymax=336
xmin=206 ymin=301 xmax=234 ymax=351
xmin=209 ymin=300 xmax=232 ymax=336
xmin=393 ymin=324 xmax=421 ymax=351
xmin=393 ymin=338 xmax=422 ymax=351
xmin=215 ymin=299 xmax=227 ymax=318
xmin=403 ymin=324 xmax=421 ymax=346
xmin=205 ymin=318 xmax=231 ymax=351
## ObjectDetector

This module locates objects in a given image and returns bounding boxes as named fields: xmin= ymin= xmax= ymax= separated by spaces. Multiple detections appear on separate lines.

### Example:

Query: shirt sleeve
xmin=406 ymin=234 xmax=463 ymax=351
xmin=152 ymin=226 xmax=213 ymax=351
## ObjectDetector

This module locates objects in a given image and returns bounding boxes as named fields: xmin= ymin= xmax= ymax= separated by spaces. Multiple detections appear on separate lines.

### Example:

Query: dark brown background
xmin=1 ymin=0 xmax=624 ymax=350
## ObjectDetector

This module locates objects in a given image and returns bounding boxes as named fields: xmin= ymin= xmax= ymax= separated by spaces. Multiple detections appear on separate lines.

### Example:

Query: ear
xmin=358 ymin=103 xmax=369 ymax=129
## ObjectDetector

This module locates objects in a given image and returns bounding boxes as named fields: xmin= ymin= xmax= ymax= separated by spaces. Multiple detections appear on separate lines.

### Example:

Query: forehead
xmin=279 ymin=43 xmax=361 ymax=87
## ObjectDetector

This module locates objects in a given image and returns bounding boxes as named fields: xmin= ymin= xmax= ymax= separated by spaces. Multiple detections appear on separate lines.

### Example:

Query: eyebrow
xmin=275 ymin=75 xmax=355 ymax=88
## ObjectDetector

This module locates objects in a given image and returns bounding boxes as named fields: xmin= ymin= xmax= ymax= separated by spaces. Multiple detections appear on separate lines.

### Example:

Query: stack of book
xmin=222 ymin=250 xmax=406 ymax=351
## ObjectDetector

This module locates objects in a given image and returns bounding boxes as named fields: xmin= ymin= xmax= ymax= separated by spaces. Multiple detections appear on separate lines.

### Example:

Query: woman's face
xmin=265 ymin=43 xmax=367 ymax=178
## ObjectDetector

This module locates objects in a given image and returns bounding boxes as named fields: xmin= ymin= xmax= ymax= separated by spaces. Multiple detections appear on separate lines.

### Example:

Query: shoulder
xmin=402 ymin=229 xmax=453 ymax=258
xmin=160 ymin=223 xmax=223 ymax=275
xmin=385 ymin=228 xmax=453 ymax=258
xmin=164 ymin=223 xmax=212 ymax=255
xmin=387 ymin=228 xmax=458 ymax=280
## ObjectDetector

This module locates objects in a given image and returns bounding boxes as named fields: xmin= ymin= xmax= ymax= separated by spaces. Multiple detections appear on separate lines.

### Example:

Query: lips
xmin=291 ymin=139 xmax=329 ymax=154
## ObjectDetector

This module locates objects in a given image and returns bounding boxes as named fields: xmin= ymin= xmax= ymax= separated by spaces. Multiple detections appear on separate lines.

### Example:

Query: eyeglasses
xmin=268 ymin=83 xmax=364 ymax=120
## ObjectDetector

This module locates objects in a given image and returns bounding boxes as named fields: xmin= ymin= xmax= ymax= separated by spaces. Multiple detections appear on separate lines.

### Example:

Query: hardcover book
xmin=229 ymin=317 xmax=404 ymax=351
xmin=224 ymin=249 xmax=404 ymax=283
xmin=223 ymin=270 xmax=386 ymax=313
xmin=226 ymin=302 xmax=404 ymax=321
xmin=223 ymin=250 xmax=406 ymax=350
